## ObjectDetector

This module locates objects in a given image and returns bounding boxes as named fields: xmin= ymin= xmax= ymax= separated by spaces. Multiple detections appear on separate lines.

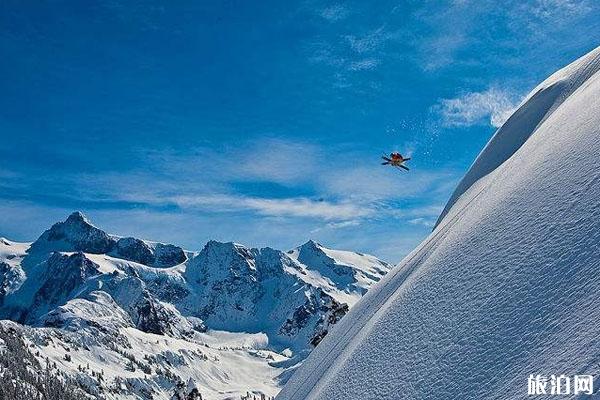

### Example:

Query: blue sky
xmin=1 ymin=1 xmax=598 ymax=262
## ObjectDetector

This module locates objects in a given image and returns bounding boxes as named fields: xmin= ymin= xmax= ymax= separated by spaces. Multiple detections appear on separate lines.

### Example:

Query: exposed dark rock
xmin=134 ymin=293 xmax=189 ymax=336
xmin=114 ymin=237 xmax=187 ymax=268
xmin=115 ymin=237 xmax=155 ymax=265
xmin=30 ymin=211 xmax=116 ymax=254
xmin=310 ymin=299 xmax=349 ymax=347
xmin=0 ymin=262 xmax=12 ymax=306
xmin=154 ymin=243 xmax=187 ymax=267
xmin=29 ymin=252 xmax=99 ymax=320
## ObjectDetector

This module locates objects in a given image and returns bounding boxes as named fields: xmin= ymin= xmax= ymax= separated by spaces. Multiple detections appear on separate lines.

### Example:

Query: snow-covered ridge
xmin=286 ymin=240 xmax=390 ymax=306
xmin=437 ymin=45 xmax=600 ymax=226
xmin=278 ymin=46 xmax=600 ymax=400
xmin=29 ymin=211 xmax=189 ymax=268
xmin=0 ymin=212 xmax=390 ymax=399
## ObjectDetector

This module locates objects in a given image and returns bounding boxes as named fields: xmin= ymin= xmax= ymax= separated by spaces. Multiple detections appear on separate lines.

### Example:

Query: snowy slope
xmin=0 ymin=213 xmax=389 ymax=399
xmin=1 ymin=316 xmax=286 ymax=400
xmin=286 ymin=240 xmax=389 ymax=306
xmin=278 ymin=45 xmax=600 ymax=400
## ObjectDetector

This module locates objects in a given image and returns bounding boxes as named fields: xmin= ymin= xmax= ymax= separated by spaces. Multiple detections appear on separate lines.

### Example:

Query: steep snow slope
xmin=278 ymin=46 xmax=600 ymax=400
xmin=436 ymin=45 xmax=600 ymax=225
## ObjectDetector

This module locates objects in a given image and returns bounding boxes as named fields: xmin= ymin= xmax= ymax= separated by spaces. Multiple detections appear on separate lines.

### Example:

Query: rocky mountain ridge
xmin=0 ymin=212 xmax=391 ymax=399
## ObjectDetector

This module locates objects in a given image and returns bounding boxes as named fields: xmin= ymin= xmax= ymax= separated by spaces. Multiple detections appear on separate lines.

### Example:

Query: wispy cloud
xmin=166 ymin=194 xmax=370 ymax=220
xmin=310 ymin=219 xmax=361 ymax=234
xmin=390 ymin=204 xmax=445 ymax=218
xmin=410 ymin=0 xmax=594 ymax=72
xmin=434 ymin=86 xmax=522 ymax=128
xmin=320 ymin=4 xmax=349 ymax=22
xmin=1 ymin=134 xmax=457 ymax=232
xmin=407 ymin=217 xmax=436 ymax=228
xmin=344 ymin=27 xmax=392 ymax=54
xmin=235 ymin=139 xmax=320 ymax=184
xmin=409 ymin=1 xmax=479 ymax=72
xmin=138 ymin=138 xmax=320 ymax=187
xmin=348 ymin=59 xmax=379 ymax=71
xmin=418 ymin=33 xmax=468 ymax=72
xmin=322 ymin=165 xmax=457 ymax=203
xmin=326 ymin=220 xmax=361 ymax=229
xmin=303 ymin=10 xmax=404 ymax=89
xmin=528 ymin=0 xmax=591 ymax=22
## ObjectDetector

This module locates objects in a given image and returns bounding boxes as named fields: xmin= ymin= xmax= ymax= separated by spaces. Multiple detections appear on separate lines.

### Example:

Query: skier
xmin=381 ymin=152 xmax=411 ymax=171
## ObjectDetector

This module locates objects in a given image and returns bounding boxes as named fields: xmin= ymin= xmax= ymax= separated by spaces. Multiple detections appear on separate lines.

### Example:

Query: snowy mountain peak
xmin=287 ymin=240 xmax=391 ymax=305
xmin=66 ymin=210 xmax=90 ymax=224
xmin=188 ymin=240 xmax=256 ymax=280
xmin=28 ymin=212 xmax=187 ymax=268
xmin=300 ymin=239 xmax=320 ymax=248
xmin=203 ymin=239 xmax=246 ymax=255
xmin=30 ymin=211 xmax=115 ymax=255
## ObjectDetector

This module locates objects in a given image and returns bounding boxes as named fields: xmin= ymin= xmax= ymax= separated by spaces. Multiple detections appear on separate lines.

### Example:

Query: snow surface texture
xmin=278 ymin=46 xmax=600 ymax=400
xmin=0 ymin=214 xmax=389 ymax=399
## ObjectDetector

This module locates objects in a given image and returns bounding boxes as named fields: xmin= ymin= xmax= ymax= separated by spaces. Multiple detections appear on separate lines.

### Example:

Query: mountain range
xmin=0 ymin=212 xmax=390 ymax=399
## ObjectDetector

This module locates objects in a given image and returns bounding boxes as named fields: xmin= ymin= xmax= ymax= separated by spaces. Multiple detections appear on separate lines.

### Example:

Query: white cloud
xmin=242 ymin=197 xmax=368 ymax=220
xmin=435 ymin=87 xmax=522 ymax=128
xmin=407 ymin=217 xmax=435 ymax=228
xmin=235 ymin=139 xmax=320 ymax=184
xmin=131 ymin=138 xmax=320 ymax=187
xmin=320 ymin=4 xmax=349 ymax=22
xmin=344 ymin=27 xmax=390 ymax=54
xmin=348 ymin=59 xmax=379 ymax=71
xmin=304 ymin=23 xmax=402 ymax=87
xmin=321 ymin=165 xmax=457 ymax=203
xmin=409 ymin=0 xmax=477 ymax=72
xmin=529 ymin=0 xmax=591 ymax=21
xmin=326 ymin=220 xmax=361 ymax=229
xmin=166 ymin=194 xmax=371 ymax=221
xmin=411 ymin=0 xmax=594 ymax=72
xmin=310 ymin=219 xmax=361 ymax=234
xmin=418 ymin=33 xmax=468 ymax=72
xmin=391 ymin=205 xmax=445 ymax=219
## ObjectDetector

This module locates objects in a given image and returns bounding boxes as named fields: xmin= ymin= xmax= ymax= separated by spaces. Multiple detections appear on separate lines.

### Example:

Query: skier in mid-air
xmin=382 ymin=152 xmax=411 ymax=171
